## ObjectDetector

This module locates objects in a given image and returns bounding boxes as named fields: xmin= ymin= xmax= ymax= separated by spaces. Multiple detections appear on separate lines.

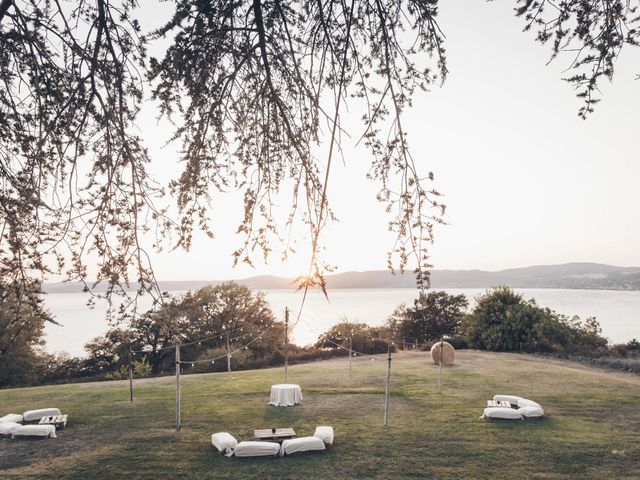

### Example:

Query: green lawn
xmin=1 ymin=350 xmax=639 ymax=479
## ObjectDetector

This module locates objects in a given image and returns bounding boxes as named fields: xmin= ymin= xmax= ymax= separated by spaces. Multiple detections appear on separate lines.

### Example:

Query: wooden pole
xmin=348 ymin=335 xmax=352 ymax=378
xmin=383 ymin=345 xmax=392 ymax=426
xmin=128 ymin=346 xmax=134 ymax=402
xmin=226 ymin=333 xmax=231 ymax=375
xmin=175 ymin=343 xmax=181 ymax=431
xmin=437 ymin=337 xmax=444 ymax=394
xmin=284 ymin=307 xmax=289 ymax=383
xmin=415 ymin=339 xmax=418 ymax=350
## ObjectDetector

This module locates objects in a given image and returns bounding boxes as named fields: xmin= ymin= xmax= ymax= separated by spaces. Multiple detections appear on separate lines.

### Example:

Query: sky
xmin=130 ymin=1 xmax=640 ymax=281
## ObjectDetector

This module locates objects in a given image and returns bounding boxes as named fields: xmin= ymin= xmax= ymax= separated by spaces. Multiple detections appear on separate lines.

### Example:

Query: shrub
xmin=105 ymin=366 xmax=129 ymax=380
xmin=133 ymin=358 xmax=152 ymax=377
xmin=463 ymin=286 xmax=608 ymax=355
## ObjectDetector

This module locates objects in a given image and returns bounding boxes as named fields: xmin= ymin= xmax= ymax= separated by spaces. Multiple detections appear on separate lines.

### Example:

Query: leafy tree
xmin=315 ymin=320 xmax=389 ymax=354
xmin=85 ymin=282 xmax=285 ymax=373
xmin=463 ymin=286 xmax=608 ymax=354
xmin=0 ymin=281 xmax=55 ymax=386
xmin=463 ymin=287 xmax=541 ymax=352
xmin=386 ymin=291 xmax=468 ymax=345
xmin=3 ymin=1 xmax=634 ymax=303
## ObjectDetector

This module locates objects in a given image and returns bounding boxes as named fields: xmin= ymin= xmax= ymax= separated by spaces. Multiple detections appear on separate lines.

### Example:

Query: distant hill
xmin=42 ymin=262 xmax=640 ymax=293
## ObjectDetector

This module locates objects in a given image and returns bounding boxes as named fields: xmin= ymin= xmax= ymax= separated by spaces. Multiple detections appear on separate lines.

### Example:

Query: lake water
xmin=43 ymin=288 xmax=640 ymax=357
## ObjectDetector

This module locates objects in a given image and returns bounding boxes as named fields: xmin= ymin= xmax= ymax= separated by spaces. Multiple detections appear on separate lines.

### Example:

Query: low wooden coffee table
xmin=39 ymin=414 xmax=68 ymax=429
xmin=254 ymin=428 xmax=296 ymax=443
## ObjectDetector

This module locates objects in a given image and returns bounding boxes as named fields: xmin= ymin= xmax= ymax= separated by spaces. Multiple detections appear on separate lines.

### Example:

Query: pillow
xmin=280 ymin=436 xmax=326 ymax=456
xmin=519 ymin=405 xmax=544 ymax=418
xmin=0 ymin=422 xmax=22 ymax=437
xmin=483 ymin=407 xmax=522 ymax=420
xmin=12 ymin=424 xmax=57 ymax=438
xmin=0 ymin=413 xmax=23 ymax=424
xmin=234 ymin=441 xmax=280 ymax=457
xmin=23 ymin=408 xmax=61 ymax=422
xmin=517 ymin=398 xmax=541 ymax=409
xmin=493 ymin=395 xmax=523 ymax=407
xmin=314 ymin=426 xmax=334 ymax=445
xmin=211 ymin=432 xmax=238 ymax=455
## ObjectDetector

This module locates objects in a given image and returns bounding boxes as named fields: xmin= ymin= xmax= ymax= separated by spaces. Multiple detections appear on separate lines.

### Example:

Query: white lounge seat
xmin=0 ymin=422 xmax=22 ymax=437
xmin=517 ymin=398 xmax=541 ymax=409
xmin=234 ymin=441 xmax=280 ymax=457
xmin=211 ymin=432 xmax=238 ymax=455
xmin=314 ymin=426 xmax=334 ymax=446
xmin=0 ymin=413 xmax=23 ymax=424
xmin=23 ymin=408 xmax=61 ymax=422
xmin=518 ymin=405 xmax=544 ymax=417
xmin=483 ymin=407 xmax=522 ymax=420
xmin=280 ymin=436 xmax=326 ymax=456
xmin=12 ymin=424 xmax=57 ymax=439
xmin=487 ymin=395 xmax=545 ymax=420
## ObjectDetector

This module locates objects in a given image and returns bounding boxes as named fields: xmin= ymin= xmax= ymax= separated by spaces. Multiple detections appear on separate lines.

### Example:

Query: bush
xmin=133 ymin=358 xmax=152 ymax=377
xmin=463 ymin=286 xmax=608 ymax=355
xmin=315 ymin=321 xmax=391 ymax=355
xmin=105 ymin=366 xmax=129 ymax=380
xmin=610 ymin=339 xmax=640 ymax=358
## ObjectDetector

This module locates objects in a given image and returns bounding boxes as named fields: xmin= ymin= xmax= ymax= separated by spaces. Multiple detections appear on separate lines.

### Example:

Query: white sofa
xmin=280 ymin=436 xmax=326 ymax=456
xmin=234 ymin=441 xmax=281 ymax=457
xmin=483 ymin=395 xmax=544 ymax=420
xmin=314 ymin=426 xmax=334 ymax=446
xmin=0 ymin=413 xmax=23 ymax=424
xmin=23 ymin=408 xmax=61 ymax=422
xmin=0 ymin=422 xmax=22 ymax=437
xmin=211 ymin=432 xmax=238 ymax=456
xmin=12 ymin=424 xmax=57 ymax=439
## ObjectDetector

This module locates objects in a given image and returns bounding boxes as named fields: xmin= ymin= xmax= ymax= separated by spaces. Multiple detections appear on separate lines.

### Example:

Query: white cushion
xmin=280 ymin=436 xmax=326 ymax=456
xmin=0 ymin=413 xmax=23 ymax=424
xmin=211 ymin=432 xmax=238 ymax=455
xmin=493 ymin=395 xmax=523 ymax=407
xmin=517 ymin=398 xmax=541 ymax=409
xmin=0 ymin=422 xmax=22 ymax=436
xmin=483 ymin=407 xmax=522 ymax=420
xmin=234 ymin=441 xmax=280 ymax=457
xmin=12 ymin=424 xmax=57 ymax=438
xmin=23 ymin=408 xmax=61 ymax=422
xmin=519 ymin=405 xmax=544 ymax=418
xmin=314 ymin=426 xmax=334 ymax=445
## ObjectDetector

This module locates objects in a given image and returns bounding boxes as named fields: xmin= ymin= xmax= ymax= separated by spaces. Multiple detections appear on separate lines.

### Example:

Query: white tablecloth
xmin=269 ymin=384 xmax=303 ymax=406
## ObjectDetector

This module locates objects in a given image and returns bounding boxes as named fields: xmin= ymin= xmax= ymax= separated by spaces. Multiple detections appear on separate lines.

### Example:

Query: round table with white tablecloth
xmin=269 ymin=383 xmax=303 ymax=407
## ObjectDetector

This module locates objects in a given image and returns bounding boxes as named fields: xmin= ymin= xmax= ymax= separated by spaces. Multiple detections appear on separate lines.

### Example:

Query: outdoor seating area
xmin=0 ymin=408 xmax=66 ymax=440
xmin=482 ymin=395 xmax=545 ymax=420
xmin=212 ymin=426 xmax=333 ymax=458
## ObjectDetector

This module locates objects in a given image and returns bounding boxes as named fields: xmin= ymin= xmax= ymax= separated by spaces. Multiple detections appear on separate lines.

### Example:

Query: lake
xmin=43 ymin=288 xmax=640 ymax=357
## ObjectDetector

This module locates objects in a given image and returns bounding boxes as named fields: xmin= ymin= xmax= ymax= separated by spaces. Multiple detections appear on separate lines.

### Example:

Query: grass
xmin=1 ymin=350 xmax=639 ymax=479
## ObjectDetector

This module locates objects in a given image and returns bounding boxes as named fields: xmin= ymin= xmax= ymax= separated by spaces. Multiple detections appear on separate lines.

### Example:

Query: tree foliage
xmin=0 ymin=280 xmax=54 ymax=386
xmin=0 ymin=1 xmax=637 ymax=366
xmin=385 ymin=290 xmax=468 ymax=344
xmin=0 ymin=0 xmax=452 ymax=302
xmin=84 ymin=282 xmax=284 ymax=374
xmin=514 ymin=0 xmax=640 ymax=118
xmin=463 ymin=286 xmax=608 ymax=354
xmin=315 ymin=319 xmax=389 ymax=354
